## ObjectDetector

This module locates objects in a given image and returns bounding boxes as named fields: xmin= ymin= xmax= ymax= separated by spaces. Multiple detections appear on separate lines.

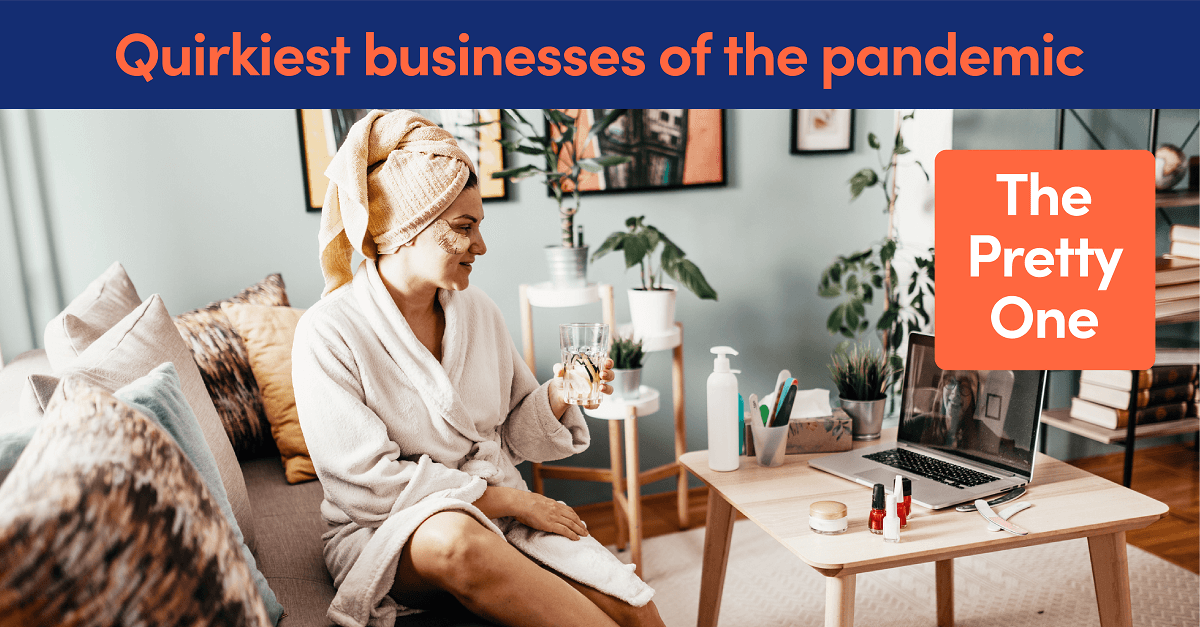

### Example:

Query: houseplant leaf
xmin=623 ymin=232 xmax=651 ymax=270
xmin=666 ymin=259 xmax=717 ymax=300
xmin=591 ymin=232 xmax=626 ymax=260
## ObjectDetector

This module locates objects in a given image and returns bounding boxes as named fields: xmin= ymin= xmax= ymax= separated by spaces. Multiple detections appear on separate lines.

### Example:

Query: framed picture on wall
xmin=296 ymin=109 xmax=508 ymax=212
xmin=790 ymin=109 xmax=855 ymax=154
xmin=544 ymin=109 xmax=726 ymax=196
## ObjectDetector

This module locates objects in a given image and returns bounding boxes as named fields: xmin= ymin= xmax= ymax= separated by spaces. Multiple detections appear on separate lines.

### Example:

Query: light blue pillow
xmin=114 ymin=362 xmax=283 ymax=625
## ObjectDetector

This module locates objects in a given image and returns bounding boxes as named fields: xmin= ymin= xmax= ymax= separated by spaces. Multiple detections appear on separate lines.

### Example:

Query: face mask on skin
xmin=429 ymin=219 xmax=470 ymax=254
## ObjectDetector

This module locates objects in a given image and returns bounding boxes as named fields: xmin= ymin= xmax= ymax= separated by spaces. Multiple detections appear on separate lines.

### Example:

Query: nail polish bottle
xmin=868 ymin=483 xmax=886 ymax=534
xmin=883 ymin=494 xmax=900 ymax=543
xmin=900 ymin=478 xmax=912 ymax=528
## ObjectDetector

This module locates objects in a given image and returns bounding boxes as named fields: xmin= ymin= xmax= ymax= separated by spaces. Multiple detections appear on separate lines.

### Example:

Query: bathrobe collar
xmin=355 ymin=260 xmax=479 ymax=442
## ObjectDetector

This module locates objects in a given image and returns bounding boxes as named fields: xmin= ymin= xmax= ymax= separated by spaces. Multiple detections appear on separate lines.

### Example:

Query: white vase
xmin=628 ymin=287 xmax=676 ymax=336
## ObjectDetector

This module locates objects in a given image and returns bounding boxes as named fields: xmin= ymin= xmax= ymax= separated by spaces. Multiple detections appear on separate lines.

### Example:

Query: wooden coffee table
xmin=680 ymin=428 xmax=1168 ymax=627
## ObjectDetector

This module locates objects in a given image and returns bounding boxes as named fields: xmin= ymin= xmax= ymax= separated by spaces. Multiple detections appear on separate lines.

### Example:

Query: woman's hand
xmin=478 ymin=486 xmax=589 ymax=540
xmin=549 ymin=357 xmax=615 ymax=417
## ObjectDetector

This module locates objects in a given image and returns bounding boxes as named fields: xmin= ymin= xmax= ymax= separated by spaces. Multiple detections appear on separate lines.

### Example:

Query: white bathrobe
xmin=292 ymin=260 xmax=653 ymax=627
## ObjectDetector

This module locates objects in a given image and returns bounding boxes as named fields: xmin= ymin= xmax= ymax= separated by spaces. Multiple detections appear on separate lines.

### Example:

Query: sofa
xmin=0 ymin=265 xmax=495 ymax=627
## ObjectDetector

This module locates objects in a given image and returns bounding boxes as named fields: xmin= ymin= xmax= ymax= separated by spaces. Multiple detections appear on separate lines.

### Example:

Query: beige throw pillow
xmin=53 ymin=294 xmax=257 ymax=551
xmin=44 ymin=261 xmax=141 ymax=370
xmin=221 ymin=303 xmax=315 ymax=484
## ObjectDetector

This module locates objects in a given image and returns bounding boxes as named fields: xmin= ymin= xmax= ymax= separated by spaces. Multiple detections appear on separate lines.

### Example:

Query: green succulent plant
xmin=828 ymin=343 xmax=896 ymax=402
xmin=610 ymin=335 xmax=646 ymax=370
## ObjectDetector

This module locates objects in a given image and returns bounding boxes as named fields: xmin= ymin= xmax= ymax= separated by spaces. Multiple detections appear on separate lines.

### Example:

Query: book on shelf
xmin=1156 ymin=257 xmax=1200 ymax=286
xmin=1156 ymin=281 xmax=1200 ymax=303
xmin=1169 ymin=240 xmax=1200 ymax=260
xmin=1171 ymin=224 xmax=1200 ymax=246
xmin=1156 ymin=298 xmax=1200 ymax=319
xmin=1077 ymin=381 xmax=1195 ymax=410
xmin=1069 ymin=397 xmax=1188 ymax=429
xmin=1156 ymin=346 xmax=1200 ymax=365
xmin=1080 ymin=364 xmax=1198 ymax=391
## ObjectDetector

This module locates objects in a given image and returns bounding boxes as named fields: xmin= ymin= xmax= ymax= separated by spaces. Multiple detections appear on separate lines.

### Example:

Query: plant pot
xmin=627 ymin=287 xmax=676 ymax=336
xmin=544 ymin=245 xmax=588 ymax=290
xmin=839 ymin=397 xmax=886 ymax=441
xmin=611 ymin=368 xmax=642 ymax=401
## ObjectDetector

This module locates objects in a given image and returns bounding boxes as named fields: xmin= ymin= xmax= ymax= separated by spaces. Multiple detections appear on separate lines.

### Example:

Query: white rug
xmin=621 ymin=520 xmax=1199 ymax=627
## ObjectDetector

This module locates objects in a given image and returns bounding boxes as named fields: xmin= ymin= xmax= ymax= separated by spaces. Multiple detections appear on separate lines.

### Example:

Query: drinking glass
xmin=559 ymin=323 xmax=610 ymax=405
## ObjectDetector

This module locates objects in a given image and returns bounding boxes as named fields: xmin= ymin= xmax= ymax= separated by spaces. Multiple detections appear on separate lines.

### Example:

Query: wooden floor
xmin=575 ymin=442 xmax=1199 ymax=574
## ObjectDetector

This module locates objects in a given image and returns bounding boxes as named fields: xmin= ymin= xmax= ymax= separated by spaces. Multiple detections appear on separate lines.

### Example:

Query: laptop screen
xmin=897 ymin=334 xmax=1046 ymax=479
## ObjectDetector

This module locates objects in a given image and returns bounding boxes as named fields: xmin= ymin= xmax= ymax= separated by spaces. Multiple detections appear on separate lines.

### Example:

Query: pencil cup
xmin=750 ymin=420 xmax=788 ymax=467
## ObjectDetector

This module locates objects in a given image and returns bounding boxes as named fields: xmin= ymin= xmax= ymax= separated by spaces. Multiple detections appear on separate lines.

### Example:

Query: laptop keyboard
xmin=863 ymin=448 xmax=999 ymax=489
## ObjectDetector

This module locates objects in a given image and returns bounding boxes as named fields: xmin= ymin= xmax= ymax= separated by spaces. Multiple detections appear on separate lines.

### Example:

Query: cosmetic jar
xmin=809 ymin=500 xmax=848 ymax=535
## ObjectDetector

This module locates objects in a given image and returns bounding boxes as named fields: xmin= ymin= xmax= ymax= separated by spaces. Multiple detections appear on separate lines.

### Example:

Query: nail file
xmin=772 ymin=382 xmax=799 ymax=427
xmin=760 ymin=404 xmax=770 ymax=425
xmin=975 ymin=499 xmax=1029 ymax=536
xmin=771 ymin=378 xmax=795 ymax=427
xmin=986 ymin=502 xmax=1032 ymax=532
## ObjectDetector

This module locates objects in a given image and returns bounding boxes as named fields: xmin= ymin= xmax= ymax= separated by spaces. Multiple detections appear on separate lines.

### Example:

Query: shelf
xmin=616 ymin=323 xmax=681 ymax=352
xmin=1155 ymin=189 xmax=1199 ymax=208
xmin=1157 ymin=310 xmax=1200 ymax=326
xmin=525 ymin=282 xmax=602 ymax=308
xmin=583 ymin=385 xmax=660 ymax=420
xmin=1041 ymin=408 xmax=1199 ymax=444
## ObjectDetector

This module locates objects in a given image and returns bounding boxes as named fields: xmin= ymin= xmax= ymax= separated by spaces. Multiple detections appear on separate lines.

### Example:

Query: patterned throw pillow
xmin=0 ymin=375 xmax=272 ymax=627
xmin=174 ymin=274 xmax=289 ymax=459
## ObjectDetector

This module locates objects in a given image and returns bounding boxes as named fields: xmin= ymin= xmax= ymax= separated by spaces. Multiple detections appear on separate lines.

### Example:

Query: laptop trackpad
xmin=857 ymin=468 xmax=916 ymax=487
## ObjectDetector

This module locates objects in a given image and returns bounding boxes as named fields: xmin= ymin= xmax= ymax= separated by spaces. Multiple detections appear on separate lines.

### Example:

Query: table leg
xmin=624 ymin=408 xmax=643 ymax=579
xmin=1088 ymin=531 xmax=1132 ymax=627
xmin=824 ymin=574 xmax=856 ymax=627
xmin=697 ymin=489 xmax=736 ymax=627
xmin=672 ymin=323 xmax=689 ymax=530
xmin=936 ymin=559 xmax=954 ymax=627
xmin=609 ymin=419 xmax=627 ymax=551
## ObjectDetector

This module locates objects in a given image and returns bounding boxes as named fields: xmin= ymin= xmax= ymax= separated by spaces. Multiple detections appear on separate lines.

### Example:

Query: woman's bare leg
xmin=392 ymin=511 xmax=619 ymax=627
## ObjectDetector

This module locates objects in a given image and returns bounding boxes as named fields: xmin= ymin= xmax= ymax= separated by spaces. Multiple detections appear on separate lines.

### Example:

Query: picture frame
xmin=296 ymin=109 xmax=508 ymax=212
xmin=544 ymin=109 xmax=726 ymax=196
xmin=790 ymin=109 xmax=855 ymax=154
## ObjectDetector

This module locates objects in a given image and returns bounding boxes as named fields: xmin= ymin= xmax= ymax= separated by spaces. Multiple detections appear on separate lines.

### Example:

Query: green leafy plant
xmin=827 ymin=343 xmax=895 ymax=402
xmin=609 ymin=334 xmax=646 ymax=370
xmin=818 ymin=112 xmax=935 ymax=372
xmin=485 ymin=109 xmax=632 ymax=248
xmin=592 ymin=216 xmax=718 ymax=300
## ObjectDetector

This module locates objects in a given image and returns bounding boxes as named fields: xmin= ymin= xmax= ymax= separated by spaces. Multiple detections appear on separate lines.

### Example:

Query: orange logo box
xmin=935 ymin=150 xmax=1154 ymax=370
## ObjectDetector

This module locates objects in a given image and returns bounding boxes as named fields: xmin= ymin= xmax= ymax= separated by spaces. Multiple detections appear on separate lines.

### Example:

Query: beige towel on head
xmin=318 ymin=110 xmax=476 ymax=297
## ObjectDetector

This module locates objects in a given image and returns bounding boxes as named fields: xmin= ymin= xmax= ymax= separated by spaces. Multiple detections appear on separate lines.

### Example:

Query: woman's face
xmin=395 ymin=186 xmax=487 ymax=291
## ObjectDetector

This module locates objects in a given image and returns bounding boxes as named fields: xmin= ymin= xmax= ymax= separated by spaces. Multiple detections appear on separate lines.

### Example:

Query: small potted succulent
xmin=828 ymin=343 xmax=895 ymax=441
xmin=488 ymin=109 xmax=631 ymax=289
xmin=593 ymin=216 xmax=717 ymax=336
xmin=609 ymin=334 xmax=646 ymax=401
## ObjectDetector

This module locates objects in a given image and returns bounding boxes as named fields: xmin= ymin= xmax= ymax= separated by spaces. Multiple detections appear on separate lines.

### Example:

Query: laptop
xmin=810 ymin=333 xmax=1047 ymax=510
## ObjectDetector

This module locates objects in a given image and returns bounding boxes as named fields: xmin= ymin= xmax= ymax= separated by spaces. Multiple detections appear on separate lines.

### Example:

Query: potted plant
xmin=593 ymin=216 xmax=718 ymax=336
xmin=609 ymin=334 xmax=646 ymax=401
xmin=487 ymin=109 xmax=631 ymax=289
xmin=827 ymin=343 xmax=895 ymax=441
xmin=818 ymin=111 xmax=935 ymax=405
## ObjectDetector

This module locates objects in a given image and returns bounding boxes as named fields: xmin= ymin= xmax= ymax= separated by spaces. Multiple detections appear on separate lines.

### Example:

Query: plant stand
xmin=519 ymin=284 xmax=690 ymax=577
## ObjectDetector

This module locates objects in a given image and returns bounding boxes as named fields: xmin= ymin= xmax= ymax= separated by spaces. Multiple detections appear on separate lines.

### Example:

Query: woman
xmin=292 ymin=110 xmax=663 ymax=627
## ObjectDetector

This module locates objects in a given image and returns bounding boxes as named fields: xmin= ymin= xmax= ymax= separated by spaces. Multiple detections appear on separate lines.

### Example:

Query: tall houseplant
xmin=488 ymin=109 xmax=631 ymax=288
xmin=594 ymin=216 xmax=717 ymax=335
xmin=818 ymin=112 xmax=935 ymax=376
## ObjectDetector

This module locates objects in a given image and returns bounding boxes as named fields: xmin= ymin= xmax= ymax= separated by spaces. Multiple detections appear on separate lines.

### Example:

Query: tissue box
xmin=785 ymin=408 xmax=853 ymax=454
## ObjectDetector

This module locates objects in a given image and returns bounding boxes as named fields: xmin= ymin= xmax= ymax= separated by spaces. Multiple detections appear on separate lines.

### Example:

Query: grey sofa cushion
xmin=242 ymin=456 xmax=497 ymax=627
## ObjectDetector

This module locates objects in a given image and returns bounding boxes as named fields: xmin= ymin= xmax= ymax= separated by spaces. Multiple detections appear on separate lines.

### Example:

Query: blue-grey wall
xmin=2 ymin=109 xmax=1196 ymax=506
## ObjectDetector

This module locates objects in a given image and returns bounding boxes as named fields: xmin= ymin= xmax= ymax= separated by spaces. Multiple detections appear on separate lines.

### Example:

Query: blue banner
xmin=1 ymin=1 xmax=1196 ymax=108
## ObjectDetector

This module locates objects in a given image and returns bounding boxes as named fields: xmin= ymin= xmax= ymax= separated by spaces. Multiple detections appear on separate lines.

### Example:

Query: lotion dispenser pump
xmin=707 ymin=346 xmax=740 ymax=472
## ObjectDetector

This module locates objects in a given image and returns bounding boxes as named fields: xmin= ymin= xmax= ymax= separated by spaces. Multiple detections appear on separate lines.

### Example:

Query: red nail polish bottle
xmin=868 ymin=483 xmax=886 ymax=534
xmin=900 ymin=478 xmax=912 ymax=528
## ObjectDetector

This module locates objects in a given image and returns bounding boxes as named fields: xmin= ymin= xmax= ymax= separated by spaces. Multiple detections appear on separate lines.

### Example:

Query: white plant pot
xmin=628 ymin=287 xmax=677 ymax=336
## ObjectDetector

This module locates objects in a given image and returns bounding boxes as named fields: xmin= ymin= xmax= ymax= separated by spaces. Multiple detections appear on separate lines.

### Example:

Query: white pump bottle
xmin=707 ymin=346 xmax=740 ymax=472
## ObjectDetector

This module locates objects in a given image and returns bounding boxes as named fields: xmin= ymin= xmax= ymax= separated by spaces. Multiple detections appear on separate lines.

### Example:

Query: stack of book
xmin=1156 ymin=237 xmax=1199 ymax=321
xmin=1071 ymin=351 xmax=1198 ymax=429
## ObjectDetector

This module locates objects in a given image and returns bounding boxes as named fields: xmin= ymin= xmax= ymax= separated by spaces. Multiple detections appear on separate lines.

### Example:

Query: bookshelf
xmin=1043 ymin=109 xmax=1200 ymax=488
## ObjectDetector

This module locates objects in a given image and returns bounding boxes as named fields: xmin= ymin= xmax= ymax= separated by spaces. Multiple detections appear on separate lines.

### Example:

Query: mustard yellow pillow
xmin=220 ymin=304 xmax=314 ymax=484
